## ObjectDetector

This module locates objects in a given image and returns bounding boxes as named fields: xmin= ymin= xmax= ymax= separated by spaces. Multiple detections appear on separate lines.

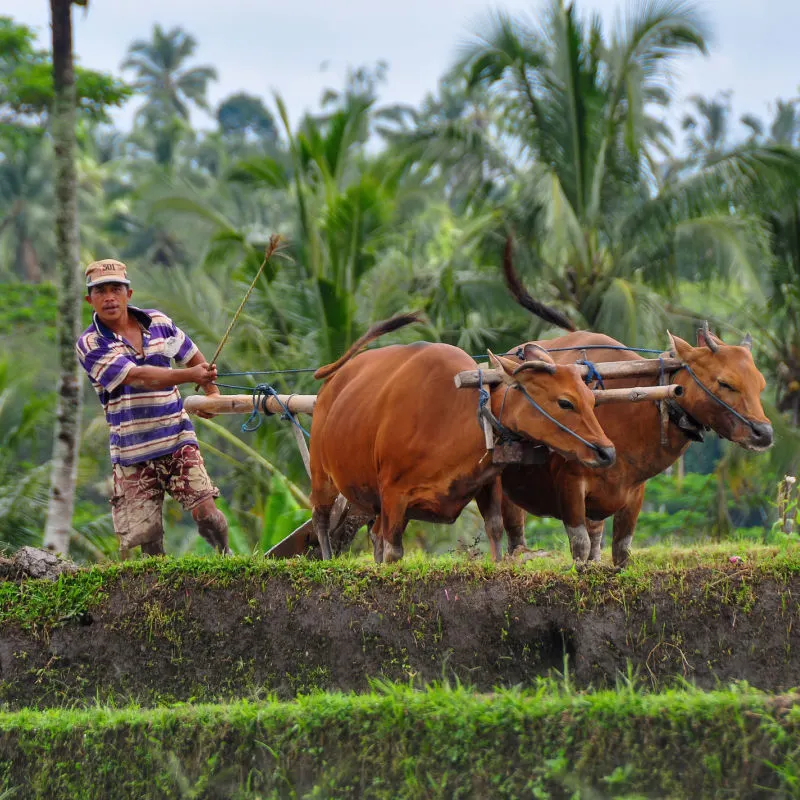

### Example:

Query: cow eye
xmin=718 ymin=380 xmax=737 ymax=392
xmin=558 ymin=398 xmax=575 ymax=411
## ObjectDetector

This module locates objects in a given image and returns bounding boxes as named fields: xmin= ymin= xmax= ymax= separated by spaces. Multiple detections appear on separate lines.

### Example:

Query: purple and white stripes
xmin=76 ymin=307 xmax=199 ymax=465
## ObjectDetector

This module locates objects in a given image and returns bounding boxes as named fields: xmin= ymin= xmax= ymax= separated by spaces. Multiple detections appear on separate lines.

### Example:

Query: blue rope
xmin=241 ymin=384 xmax=311 ymax=438
xmin=513 ymin=383 xmax=604 ymax=454
xmin=544 ymin=345 xmax=663 ymax=354
xmin=218 ymin=344 xmax=663 ymax=378
xmin=476 ymin=368 xmax=491 ymax=426
xmin=217 ymin=367 xmax=317 ymax=377
xmin=576 ymin=359 xmax=605 ymax=389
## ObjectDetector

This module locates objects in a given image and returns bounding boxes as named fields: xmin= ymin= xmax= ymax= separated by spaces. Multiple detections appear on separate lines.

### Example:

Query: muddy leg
xmin=501 ymin=494 xmax=527 ymax=556
xmin=310 ymin=472 xmax=338 ymax=561
xmin=192 ymin=498 xmax=231 ymax=555
xmin=369 ymin=517 xmax=384 ymax=563
xmin=476 ymin=479 xmax=504 ymax=561
xmin=379 ymin=496 xmax=409 ymax=564
xmin=561 ymin=487 xmax=590 ymax=563
xmin=587 ymin=519 xmax=605 ymax=563
xmin=312 ymin=505 xmax=334 ymax=560
xmin=612 ymin=485 xmax=645 ymax=568
xmin=141 ymin=540 xmax=166 ymax=557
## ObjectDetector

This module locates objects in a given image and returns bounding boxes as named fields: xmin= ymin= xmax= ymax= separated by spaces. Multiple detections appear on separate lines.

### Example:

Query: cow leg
xmin=611 ymin=485 xmax=645 ymax=568
xmin=312 ymin=505 xmax=334 ymax=560
xmin=379 ymin=496 xmax=409 ymax=564
xmin=476 ymin=480 xmax=504 ymax=562
xmin=369 ymin=517 xmax=384 ymax=563
xmin=501 ymin=495 xmax=527 ymax=556
xmin=561 ymin=488 xmax=590 ymax=563
xmin=587 ymin=519 xmax=605 ymax=563
xmin=310 ymin=467 xmax=338 ymax=560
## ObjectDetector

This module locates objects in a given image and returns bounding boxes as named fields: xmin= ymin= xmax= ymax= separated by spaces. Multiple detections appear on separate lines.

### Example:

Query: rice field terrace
xmin=0 ymin=543 xmax=799 ymax=797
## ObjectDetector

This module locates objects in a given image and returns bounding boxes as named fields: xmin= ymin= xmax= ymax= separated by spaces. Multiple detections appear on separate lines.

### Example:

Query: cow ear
xmin=487 ymin=350 xmax=518 ymax=384
xmin=521 ymin=343 xmax=555 ymax=365
xmin=668 ymin=331 xmax=694 ymax=361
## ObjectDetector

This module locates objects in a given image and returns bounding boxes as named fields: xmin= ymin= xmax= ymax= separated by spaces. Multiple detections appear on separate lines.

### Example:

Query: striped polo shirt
xmin=76 ymin=307 xmax=199 ymax=466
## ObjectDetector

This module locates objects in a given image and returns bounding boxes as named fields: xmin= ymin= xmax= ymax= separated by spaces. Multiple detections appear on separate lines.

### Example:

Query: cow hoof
xmin=383 ymin=543 xmax=404 ymax=563
xmin=371 ymin=535 xmax=384 ymax=563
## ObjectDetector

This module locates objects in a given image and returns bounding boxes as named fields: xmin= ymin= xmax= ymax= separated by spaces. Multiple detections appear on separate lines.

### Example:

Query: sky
xmin=5 ymin=0 xmax=799 ymax=138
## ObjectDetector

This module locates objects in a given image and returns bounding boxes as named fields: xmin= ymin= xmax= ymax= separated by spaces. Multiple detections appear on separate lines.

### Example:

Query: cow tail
xmin=313 ymin=312 xmax=423 ymax=380
xmin=502 ymin=236 xmax=576 ymax=332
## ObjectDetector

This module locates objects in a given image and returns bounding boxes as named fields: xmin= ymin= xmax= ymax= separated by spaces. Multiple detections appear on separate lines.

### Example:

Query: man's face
xmin=86 ymin=282 xmax=133 ymax=325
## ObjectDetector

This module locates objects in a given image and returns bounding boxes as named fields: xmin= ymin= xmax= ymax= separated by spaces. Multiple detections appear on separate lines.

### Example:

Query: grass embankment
xmin=0 ymin=542 xmax=797 ymax=632
xmin=0 ymin=543 xmax=797 ymax=709
xmin=0 ymin=682 xmax=797 ymax=799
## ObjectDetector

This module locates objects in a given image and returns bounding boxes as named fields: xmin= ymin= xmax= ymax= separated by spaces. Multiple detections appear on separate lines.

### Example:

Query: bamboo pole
xmin=454 ymin=357 xmax=682 ymax=389
xmin=185 ymin=381 xmax=681 ymax=422
xmin=184 ymin=393 xmax=316 ymax=416
xmin=593 ymin=384 xmax=683 ymax=405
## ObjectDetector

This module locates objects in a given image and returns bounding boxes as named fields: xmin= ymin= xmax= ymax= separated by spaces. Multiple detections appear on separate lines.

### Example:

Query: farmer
xmin=75 ymin=258 xmax=230 ymax=557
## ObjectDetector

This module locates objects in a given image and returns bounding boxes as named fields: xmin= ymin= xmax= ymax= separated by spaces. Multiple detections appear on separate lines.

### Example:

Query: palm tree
xmin=0 ymin=128 xmax=54 ymax=282
xmin=732 ymin=99 xmax=800 ymax=422
xmin=431 ymin=0 xmax=800 ymax=343
xmin=42 ymin=0 xmax=83 ymax=554
xmin=122 ymin=24 xmax=217 ymax=124
xmin=681 ymin=92 xmax=734 ymax=160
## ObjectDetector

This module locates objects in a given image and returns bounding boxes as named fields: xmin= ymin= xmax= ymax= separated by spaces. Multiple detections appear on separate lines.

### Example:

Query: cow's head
xmin=668 ymin=323 xmax=773 ymax=451
xmin=488 ymin=344 xmax=616 ymax=468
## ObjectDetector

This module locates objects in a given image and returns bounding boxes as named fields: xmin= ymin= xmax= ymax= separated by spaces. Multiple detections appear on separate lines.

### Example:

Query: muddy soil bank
xmin=0 ymin=562 xmax=796 ymax=708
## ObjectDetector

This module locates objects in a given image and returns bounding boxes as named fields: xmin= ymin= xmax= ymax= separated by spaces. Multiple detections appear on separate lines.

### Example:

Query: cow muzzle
xmin=583 ymin=444 xmax=616 ymax=468
xmin=746 ymin=421 xmax=774 ymax=452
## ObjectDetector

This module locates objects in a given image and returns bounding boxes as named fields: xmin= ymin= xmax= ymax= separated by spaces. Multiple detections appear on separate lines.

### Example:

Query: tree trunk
xmin=43 ymin=0 xmax=82 ymax=554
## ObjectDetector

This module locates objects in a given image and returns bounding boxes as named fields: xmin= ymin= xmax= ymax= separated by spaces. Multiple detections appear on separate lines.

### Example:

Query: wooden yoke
xmin=454 ymin=357 xmax=682 ymax=389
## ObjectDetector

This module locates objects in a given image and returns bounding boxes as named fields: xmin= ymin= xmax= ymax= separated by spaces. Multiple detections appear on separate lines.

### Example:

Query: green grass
xmin=0 ymin=543 xmax=798 ymax=633
xmin=0 ymin=681 xmax=797 ymax=798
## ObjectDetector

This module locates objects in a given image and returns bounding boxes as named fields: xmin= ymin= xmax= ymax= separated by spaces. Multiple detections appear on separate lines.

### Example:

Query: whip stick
xmin=195 ymin=234 xmax=283 ymax=390
xmin=209 ymin=234 xmax=283 ymax=368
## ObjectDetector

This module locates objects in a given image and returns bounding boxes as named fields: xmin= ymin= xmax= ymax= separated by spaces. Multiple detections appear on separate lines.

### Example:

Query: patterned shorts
xmin=110 ymin=444 xmax=220 ymax=550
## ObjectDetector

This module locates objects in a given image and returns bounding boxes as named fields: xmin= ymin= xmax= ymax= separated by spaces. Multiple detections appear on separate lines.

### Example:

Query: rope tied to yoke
xmin=242 ymin=383 xmax=311 ymax=439
xmin=576 ymin=359 xmax=605 ymax=390
xmin=476 ymin=369 xmax=521 ymax=445
xmin=658 ymin=356 xmax=669 ymax=446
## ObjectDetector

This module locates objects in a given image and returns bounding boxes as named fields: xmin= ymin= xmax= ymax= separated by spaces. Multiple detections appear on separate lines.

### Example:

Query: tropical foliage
xmin=1 ymin=3 xmax=799 ymax=560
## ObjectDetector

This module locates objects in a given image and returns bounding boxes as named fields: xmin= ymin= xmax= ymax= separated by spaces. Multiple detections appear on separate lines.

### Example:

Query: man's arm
xmin=184 ymin=350 xmax=220 ymax=396
xmin=123 ymin=359 xmax=217 ymax=391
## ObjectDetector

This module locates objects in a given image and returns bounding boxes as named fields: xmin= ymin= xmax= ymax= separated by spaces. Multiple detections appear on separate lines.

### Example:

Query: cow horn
xmin=740 ymin=332 xmax=753 ymax=350
xmin=513 ymin=360 xmax=557 ymax=376
xmin=700 ymin=321 xmax=719 ymax=353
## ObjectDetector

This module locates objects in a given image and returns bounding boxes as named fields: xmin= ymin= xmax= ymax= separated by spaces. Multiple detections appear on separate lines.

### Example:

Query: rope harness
xmin=515 ymin=344 xmax=764 ymax=443
xmin=576 ymin=359 xmax=605 ymax=390
xmin=242 ymin=383 xmax=311 ymax=439
xmin=222 ymin=343 xmax=761 ymax=456
xmin=476 ymin=370 xmax=606 ymax=456
xmin=679 ymin=361 xmax=762 ymax=433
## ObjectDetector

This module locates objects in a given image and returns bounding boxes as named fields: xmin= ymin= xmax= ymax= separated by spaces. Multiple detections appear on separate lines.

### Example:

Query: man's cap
xmin=85 ymin=259 xmax=131 ymax=289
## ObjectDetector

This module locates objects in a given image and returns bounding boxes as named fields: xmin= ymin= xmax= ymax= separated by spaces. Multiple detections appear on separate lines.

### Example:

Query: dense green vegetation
xmin=1 ymin=2 xmax=800 ymax=560
xmin=0 ymin=681 xmax=797 ymax=798
xmin=3 ymin=6 xmax=799 ymax=797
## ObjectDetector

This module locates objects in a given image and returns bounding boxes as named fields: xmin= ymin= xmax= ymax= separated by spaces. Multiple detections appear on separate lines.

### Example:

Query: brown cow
xmin=500 ymin=264 xmax=774 ymax=566
xmin=309 ymin=314 xmax=616 ymax=563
